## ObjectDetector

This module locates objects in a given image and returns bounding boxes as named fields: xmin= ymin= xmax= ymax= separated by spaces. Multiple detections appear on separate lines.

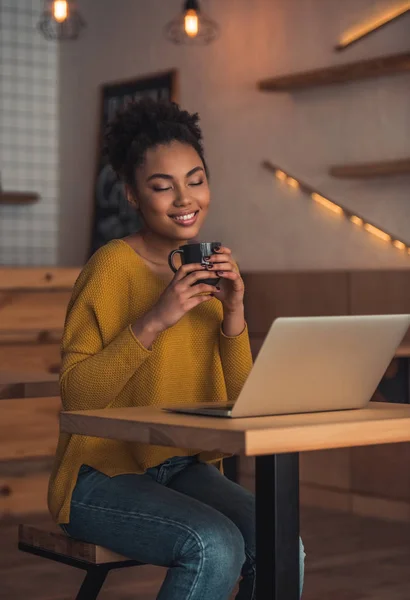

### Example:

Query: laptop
xmin=162 ymin=314 xmax=410 ymax=418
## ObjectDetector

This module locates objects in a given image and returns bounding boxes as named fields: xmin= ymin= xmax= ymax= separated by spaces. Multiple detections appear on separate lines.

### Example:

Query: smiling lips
xmin=170 ymin=210 xmax=199 ymax=227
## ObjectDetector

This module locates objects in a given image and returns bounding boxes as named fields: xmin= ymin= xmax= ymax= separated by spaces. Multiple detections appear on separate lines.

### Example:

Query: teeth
xmin=173 ymin=212 xmax=196 ymax=221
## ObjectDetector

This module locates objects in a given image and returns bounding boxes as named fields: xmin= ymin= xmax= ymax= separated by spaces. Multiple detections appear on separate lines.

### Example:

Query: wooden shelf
xmin=0 ymin=192 xmax=39 ymax=205
xmin=258 ymin=51 xmax=410 ymax=91
xmin=330 ymin=159 xmax=410 ymax=179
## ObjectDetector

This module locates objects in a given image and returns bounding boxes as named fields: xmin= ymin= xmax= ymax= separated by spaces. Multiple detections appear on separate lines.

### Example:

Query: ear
xmin=125 ymin=185 xmax=139 ymax=211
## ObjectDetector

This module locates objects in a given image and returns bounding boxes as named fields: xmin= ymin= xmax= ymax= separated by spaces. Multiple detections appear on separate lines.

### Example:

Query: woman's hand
xmin=206 ymin=246 xmax=245 ymax=314
xmin=148 ymin=263 xmax=219 ymax=333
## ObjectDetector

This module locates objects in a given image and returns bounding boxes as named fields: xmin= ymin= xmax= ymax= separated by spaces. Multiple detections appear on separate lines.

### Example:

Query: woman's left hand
xmin=206 ymin=246 xmax=244 ymax=313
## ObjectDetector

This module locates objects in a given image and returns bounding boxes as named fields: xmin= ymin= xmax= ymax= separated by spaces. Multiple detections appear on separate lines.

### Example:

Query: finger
xmin=184 ymin=294 xmax=215 ymax=311
xmin=186 ymin=283 xmax=219 ymax=297
xmin=205 ymin=261 xmax=233 ymax=272
xmin=207 ymin=254 xmax=232 ymax=265
xmin=215 ymin=271 xmax=243 ymax=281
xmin=181 ymin=270 xmax=220 ymax=287
xmin=213 ymin=246 xmax=231 ymax=255
xmin=173 ymin=262 xmax=207 ymax=282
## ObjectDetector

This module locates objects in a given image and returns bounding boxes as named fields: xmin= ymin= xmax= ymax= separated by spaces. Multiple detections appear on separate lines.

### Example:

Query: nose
xmin=173 ymin=184 xmax=192 ymax=207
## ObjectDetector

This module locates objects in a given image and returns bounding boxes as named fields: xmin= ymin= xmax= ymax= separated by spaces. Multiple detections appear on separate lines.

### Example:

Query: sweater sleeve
xmin=60 ymin=246 xmax=152 ymax=411
xmin=219 ymin=323 xmax=253 ymax=403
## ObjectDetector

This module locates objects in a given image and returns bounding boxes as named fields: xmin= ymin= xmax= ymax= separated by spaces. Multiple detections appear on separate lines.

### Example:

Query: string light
xmin=263 ymin=160 xmax=410 ymax=256
xmin=363 ymin=224 xmax=391 ymax=242
xmin=311 ymin=193 xmax=343 ymax=215
xmin=275 ymin=170 xmax=287 ymax=182
xmin=287 ymin=177 xmax=300 ymax=189
xmin=393 ymin=240 xmax=406 ymax=250
xmin=336 ymin=1 xmax=410 ymax=50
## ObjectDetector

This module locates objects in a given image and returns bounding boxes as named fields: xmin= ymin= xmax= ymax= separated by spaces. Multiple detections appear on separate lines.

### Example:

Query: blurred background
xmin=1 ymin=1 xmax=410 ymax=598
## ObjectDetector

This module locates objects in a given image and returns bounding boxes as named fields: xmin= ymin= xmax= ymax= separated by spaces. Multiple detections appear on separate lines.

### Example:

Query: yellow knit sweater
xmin=48 ymin=239 xmax=253 ymax=524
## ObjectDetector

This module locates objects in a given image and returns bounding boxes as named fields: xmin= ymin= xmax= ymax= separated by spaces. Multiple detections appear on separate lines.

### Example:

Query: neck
xmin=138 ymin=229 xmax=188 ymax=264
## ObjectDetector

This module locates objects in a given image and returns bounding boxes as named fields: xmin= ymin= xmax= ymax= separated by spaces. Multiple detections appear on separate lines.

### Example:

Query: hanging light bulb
xmin=184 ymin=9 xmax=199 ymax=37
xmin=38 ymin=0 xmax=86 ymax=40
xmin=53 ymin=0 xmax=68 ymax=23
xmin=165 ymin=0 xmax=219 ymax=45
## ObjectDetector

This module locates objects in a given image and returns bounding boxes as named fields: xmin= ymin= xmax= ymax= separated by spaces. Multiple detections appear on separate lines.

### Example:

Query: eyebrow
xmin=146 ymin=166 xmax=204 ymax=182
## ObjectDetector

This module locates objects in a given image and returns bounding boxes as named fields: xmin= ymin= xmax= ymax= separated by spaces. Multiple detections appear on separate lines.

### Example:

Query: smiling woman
xmin=48 ymin=98 xmax=304 ymax=600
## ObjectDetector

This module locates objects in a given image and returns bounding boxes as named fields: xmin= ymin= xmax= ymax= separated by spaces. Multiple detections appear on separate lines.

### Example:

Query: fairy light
xmin=393 ymin=240 xmax=406 ymax=250
xmin=363 ymin=223 xmax=391 ymax=242
xmin=263 ymin=160 xmax=410 ymax=256
xmin=350 ymin=215 xmax=363 ymax=226
xmin=287 ymin=177 xmax=300 ymax=189
xmin=275 ymin=169 xmax=287 ymax=182
xmin=337 ymin=2 xmax=410 ymax=50
xmin=311 ymin=193 xmax=343 ymax=215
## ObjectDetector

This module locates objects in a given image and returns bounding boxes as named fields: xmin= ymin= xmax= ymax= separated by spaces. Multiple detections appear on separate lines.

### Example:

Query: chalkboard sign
xmin=89 ymin=70 xmax=178 ymax=256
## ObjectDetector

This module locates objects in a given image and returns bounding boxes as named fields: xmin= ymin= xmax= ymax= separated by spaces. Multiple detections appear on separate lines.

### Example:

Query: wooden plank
xmin=272 ymin=272 xmax=349 ymax=318
xmin=351 ymin=443 xmax=410 ymax=502
xmin=243 ymin=271 xmax=349 ymax=335
xmin=0 ymin=381 xmax=59 ymax=400
xmin=300 ymin=449 xmax=351 ymax=490
xmin=0 ymin=192 xmax=38 ymax=205
xmin=330 ymin=159 xmax=410 ymax=179
xmin=349 ymin=271 xmax=410 ymax=315
xmin=0 ymin=291 xmax=71 ymax=331
xmin=242 ymin=273 xmax=277 ymax=335
xmin=60 ymin=402 xmax=410 ymax=456
xmin=0 ymin=268 xmax=80 ymax=290
xmin=19 ymin=523 xmax=129 ymax=563
xmin=0 ymin=473 xmax=50 ymax=519
xmin=0 ymin=343 xmax=61 ymax=374
xmin=0 ymin=397 xmax=60 ymax=461
xmin=258 ymin=51 xmax=410 ymax=91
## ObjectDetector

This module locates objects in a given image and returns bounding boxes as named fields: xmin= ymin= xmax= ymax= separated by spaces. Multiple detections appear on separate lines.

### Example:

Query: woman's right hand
xmin=149 ymin=263 xmax=219 ymax=332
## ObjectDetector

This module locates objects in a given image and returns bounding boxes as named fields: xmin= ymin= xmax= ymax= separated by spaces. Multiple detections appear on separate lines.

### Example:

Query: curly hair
xmin=104 ymin=97 xmax=208 ymax=192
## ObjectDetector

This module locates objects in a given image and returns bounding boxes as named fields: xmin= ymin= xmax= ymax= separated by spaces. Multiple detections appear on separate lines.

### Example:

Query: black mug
xmin=168 ymin=242 xmax=221 ymax=286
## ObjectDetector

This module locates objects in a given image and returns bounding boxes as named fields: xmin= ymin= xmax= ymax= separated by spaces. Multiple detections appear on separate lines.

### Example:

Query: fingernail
xmin=214 ymin=247 xmax=221 ymax=252
xmin=206 ymin=264 xmax=213 ymax=270
xmin=216 ymin=286 xmax=221 ymax=290
xmin=217 ymin=271 xmax=224 ymax=276
xmin=203 ymin=256 xmax=211 ymax=261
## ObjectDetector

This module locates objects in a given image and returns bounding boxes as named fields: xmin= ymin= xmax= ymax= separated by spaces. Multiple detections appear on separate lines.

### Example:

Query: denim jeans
xmin=61 ymin=456 xmax=305 ymax=599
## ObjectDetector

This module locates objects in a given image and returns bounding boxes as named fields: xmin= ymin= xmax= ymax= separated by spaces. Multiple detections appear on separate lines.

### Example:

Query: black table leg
xmin=223 ymin=455 xmax=238 ymax=483
xmin=255 ymin=453 xmax=300 ymax=600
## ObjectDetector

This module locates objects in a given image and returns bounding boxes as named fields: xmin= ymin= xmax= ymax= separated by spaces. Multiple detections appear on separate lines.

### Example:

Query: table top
xmin=60 ymin=402 xmax=410 ymax=456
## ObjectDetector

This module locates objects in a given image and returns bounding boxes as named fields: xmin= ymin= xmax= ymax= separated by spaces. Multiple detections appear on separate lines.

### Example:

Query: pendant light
xmin=165 ymin=0 xmax=219 ymax=45
xmin=38 ymin=0 xmax=86 ymax=41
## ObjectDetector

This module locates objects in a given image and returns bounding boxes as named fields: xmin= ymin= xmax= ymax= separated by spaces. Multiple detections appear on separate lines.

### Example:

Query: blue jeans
xmin=62 ymin=456 xmax=305 ymax=599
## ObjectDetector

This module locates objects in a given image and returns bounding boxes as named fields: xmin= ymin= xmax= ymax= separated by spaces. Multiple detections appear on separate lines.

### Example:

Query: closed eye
xmin=189 ymin=180 xmax=204 ymax=187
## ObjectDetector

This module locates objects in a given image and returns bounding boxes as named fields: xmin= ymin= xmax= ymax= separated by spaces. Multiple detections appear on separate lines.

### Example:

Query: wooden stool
xmin=18 ymin=524 xmax=141 ymax=600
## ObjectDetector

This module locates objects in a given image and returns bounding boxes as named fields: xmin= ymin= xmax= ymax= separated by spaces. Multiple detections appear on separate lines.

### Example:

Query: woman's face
xmin=132 ymin=141 xmax=210 ymax=242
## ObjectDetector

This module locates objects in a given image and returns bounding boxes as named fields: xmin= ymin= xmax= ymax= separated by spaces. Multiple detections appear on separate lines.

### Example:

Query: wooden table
xmin=61 ymin=402 xmax=410 ymax=600
xmin=0 ymin=370 xmax=59 ymax=399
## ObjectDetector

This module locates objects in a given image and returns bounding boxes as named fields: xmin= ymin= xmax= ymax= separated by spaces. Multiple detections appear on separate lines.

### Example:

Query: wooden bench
xmin=18 ymin=523 xmax=141 ymax=600
xmin=0 ymin=268 xmax=80 ymax=520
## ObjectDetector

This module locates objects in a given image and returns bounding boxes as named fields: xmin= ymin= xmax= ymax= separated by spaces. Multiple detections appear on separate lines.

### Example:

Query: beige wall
xmin=58 ymin=0 xmax=410 ymax=269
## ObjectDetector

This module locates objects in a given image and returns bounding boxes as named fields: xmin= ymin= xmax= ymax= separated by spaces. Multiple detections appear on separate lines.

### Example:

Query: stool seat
xmin=19 ymin=523 xmax=130 ymax=565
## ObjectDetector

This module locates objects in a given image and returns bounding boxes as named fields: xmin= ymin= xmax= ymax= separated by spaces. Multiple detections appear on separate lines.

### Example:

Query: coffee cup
xmin=168 ymin=242 xmax=221 ymax=286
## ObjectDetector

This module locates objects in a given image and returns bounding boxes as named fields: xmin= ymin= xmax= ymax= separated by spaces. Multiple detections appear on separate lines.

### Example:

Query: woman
xmin=48 ymin=98 xmax=304 ymax=599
